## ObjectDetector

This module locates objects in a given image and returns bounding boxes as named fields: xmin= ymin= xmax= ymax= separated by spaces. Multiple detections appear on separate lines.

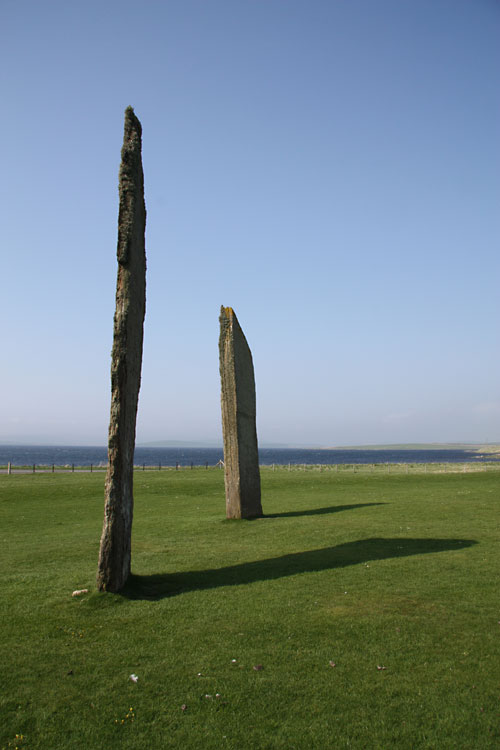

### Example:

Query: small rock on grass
xmin=72 ymin=589 xmax=89 ymax=597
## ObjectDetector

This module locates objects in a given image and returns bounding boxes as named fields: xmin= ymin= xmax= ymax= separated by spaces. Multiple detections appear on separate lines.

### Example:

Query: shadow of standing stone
xmin=96 ymin=107 xmax=147 ymax=592
xmin=219 ymin=306 xmax=262 ymax=519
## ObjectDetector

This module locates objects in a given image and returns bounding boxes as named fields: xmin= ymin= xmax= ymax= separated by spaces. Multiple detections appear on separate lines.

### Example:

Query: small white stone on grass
xmin=72 ymin=589 xmax=89 ymax=597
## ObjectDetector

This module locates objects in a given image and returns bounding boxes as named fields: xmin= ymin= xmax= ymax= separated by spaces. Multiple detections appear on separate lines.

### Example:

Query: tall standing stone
xmin=96 ymin=107 xmax=147 ymax=592
xmin=219 ymin=306 xmax=262 ymax=519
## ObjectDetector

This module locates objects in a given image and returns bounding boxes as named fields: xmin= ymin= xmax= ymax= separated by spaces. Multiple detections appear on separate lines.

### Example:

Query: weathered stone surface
xmin=219 ymin=306 xmax=262 ymax=519
xmin=96 ymin=107 xmax=147 ymax=592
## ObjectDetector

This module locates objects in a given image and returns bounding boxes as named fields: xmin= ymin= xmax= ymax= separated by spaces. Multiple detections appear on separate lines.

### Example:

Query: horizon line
xmin=0 ymin=440 xmax=498 ymax=450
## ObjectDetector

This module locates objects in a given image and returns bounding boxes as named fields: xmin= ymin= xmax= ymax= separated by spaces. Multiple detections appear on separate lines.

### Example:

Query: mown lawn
xmin=1 ymin=468 xmax=499 ymax=749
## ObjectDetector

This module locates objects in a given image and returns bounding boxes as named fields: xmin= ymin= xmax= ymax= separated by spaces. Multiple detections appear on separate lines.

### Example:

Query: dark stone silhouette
xmin=219 ymin=306 xmax=262 ymax=519
xmin=120 ymin=537 xmax=477 ymax=601
xmin=97 ymin=107 xmax=146 ymax=592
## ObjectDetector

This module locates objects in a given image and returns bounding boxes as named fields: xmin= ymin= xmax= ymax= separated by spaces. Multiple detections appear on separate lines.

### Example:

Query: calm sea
xmin=0 ymin=445 xmax=495 ymax=467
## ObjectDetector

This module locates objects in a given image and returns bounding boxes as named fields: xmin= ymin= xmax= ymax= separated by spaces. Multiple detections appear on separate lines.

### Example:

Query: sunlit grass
xmin=1 ymin=468 xmax=499 ymax=749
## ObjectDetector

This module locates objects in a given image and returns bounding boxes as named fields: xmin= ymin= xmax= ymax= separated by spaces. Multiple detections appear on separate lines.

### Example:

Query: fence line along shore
xmin=1 ymin=460 xmax=499 ymax=475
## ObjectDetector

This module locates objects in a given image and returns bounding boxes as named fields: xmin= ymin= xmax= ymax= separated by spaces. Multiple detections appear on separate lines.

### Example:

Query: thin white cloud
xmin=382 ymin=411 xmax=416 ymax=423
xmin=472 ymin=402 xmax=500 ymax=415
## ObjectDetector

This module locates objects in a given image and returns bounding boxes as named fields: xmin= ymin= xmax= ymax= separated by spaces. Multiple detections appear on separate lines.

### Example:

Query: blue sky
xmin=1 ymin=0 xmax=499 ymax=446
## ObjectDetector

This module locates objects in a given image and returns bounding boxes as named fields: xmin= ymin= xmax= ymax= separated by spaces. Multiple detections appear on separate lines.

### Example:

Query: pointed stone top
xmin=220 ymin=306 xmax=238 ymax=336
xmin=117 ymin=107 xmax=145 ymax=266
xmin=123 ymin=106 xmax=142 ymax=141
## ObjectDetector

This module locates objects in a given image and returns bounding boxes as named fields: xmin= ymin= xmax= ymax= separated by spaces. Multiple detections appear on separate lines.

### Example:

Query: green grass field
xmin=1 ymin=468 xmax=499 ymax=749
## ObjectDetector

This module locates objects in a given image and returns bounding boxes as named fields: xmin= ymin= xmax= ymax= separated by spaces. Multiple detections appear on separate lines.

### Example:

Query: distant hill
xmin=137 ymin=440 xmax=221 ymax=448
xmin=138 ymin=440 xmax=500 ymax=452
xmin=137 ymin=440 xmax=321 ymax=449
xmin=323 ymin=443 xmax=496 ymax=451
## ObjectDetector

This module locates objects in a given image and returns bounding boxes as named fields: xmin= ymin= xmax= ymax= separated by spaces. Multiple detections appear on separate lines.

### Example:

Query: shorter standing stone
xmin=219 ymin=306 xmax=262 ymax=519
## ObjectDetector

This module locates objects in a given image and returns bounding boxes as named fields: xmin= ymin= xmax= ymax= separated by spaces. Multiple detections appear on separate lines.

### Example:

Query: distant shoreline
xmin=2 ymin=444 xmax=499 ymax=468
xmin=322 ymin=443 xmax=500 ymax=453
xmin=1 ymin=441 xmax=499 ymax=453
